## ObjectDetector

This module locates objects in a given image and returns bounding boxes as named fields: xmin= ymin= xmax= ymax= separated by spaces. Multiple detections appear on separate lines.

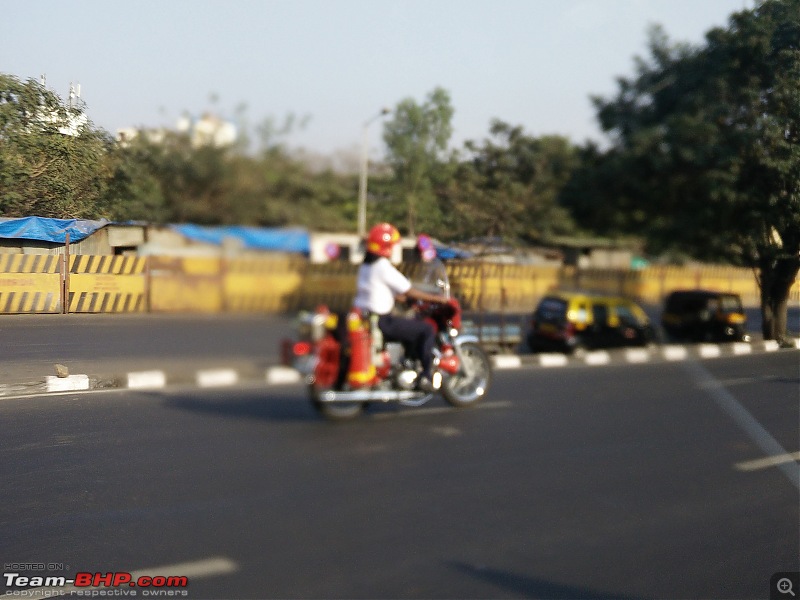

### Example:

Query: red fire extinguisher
xmin=347 ymin=308 xmax=375 ymax=388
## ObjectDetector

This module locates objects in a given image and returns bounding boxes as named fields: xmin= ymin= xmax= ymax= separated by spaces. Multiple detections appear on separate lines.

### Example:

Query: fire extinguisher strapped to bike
xmin=285 ymin=258 xmax=492 ymax=421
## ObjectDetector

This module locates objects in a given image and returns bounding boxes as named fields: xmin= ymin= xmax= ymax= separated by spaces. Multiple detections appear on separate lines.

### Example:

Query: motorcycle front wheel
xmin=442 ymin=341 xmax=492 ymax=408
xmin=310 ymin=385 xmax=365 ymax=421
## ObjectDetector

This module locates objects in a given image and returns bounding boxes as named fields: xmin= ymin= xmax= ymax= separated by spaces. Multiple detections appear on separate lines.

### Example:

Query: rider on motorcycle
xmin=355 ymin=223 xmax=448 ymax=392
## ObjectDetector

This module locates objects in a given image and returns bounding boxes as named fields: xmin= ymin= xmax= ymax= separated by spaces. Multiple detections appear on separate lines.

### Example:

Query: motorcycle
xmin=283 ymin=260 xmax=492 ymax=420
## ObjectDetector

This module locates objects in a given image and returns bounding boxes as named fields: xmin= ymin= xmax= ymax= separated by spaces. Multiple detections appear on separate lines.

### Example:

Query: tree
xmin=382 ymin=87 xmax=455 ymax=235
xmin=444 ymin=121 xmax=577 ymax=244
xmin=0 ymin=74 xmax=113 ymax=218
xmin=589 ymin=0 xmax=799 ymax=341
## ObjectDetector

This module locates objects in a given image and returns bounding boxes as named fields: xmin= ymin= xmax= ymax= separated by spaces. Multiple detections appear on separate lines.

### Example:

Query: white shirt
xmin=354 ymin=257 xmax=411 ymax=315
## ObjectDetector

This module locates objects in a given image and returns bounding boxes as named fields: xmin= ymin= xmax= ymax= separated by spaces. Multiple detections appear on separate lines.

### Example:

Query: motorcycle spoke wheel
xmin=442 ymin=342 xmax=491 ymax=407
xmin=310 ymin=385 xmax=364 ymax=421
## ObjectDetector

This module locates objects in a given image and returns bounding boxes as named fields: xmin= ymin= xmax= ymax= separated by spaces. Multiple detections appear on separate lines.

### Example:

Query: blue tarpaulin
xmin=0 ymin=216 xmax=110 ymax=244
xmin=170 ymin=224 xmax=310 ymax=254
xmin=434 ymin=242 xmax=472 ymax=260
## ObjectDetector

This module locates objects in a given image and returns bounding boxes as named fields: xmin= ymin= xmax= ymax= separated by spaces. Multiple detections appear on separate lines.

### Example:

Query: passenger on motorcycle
xmin=355 ymin=223 xmax=447 ymax=391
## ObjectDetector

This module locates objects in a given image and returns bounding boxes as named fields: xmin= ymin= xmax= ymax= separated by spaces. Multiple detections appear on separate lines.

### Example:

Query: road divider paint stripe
xmin=699 ymin=344 xmax=722 ymax=358
xmin=732 ymin=343 xmax=752 ymax=355
xmin=625 ymin=348 xmax=651 ymax=363
xmin=266 ymin=366 xmax=302 ymax=384
xmin=493 ymin=355 xmax=522 ymax=369
xmin=735 ymin=451 xmax=800 ymax=472
xmin=539 ymin=353 xmax=569 ymax=367
xmin=196 ymin=369 xmax=238 ymax=388
xmin=764 ymin=340 xmax=780 ymax=352
xmin=663 ymin=345 xmax=688 ymax=361
xmin=127 ymin=370 xmax=167 ymax=389
xmin=45 ymin=374 xmax=89 ymax=392
xmin=584 ymin=351 xmax=611 ymax=366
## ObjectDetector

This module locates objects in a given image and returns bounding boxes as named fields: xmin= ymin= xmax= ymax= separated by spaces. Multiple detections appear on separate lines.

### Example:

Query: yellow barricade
xmin=0 ymin=255 xmax=62 ymax=314
xmin=67 ymin=256 xmax=147 ymax=313
xmin=149 ymin=256 xmax=223 ymax=313
xmin=224 ymin=255 xmax=305 ymax=313
xmin=0 ymin=253 xmax=793 ymax=315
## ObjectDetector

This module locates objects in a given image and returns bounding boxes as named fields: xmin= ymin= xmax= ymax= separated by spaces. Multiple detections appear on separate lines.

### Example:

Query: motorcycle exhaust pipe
xmin=317 ymin=389 xmax=427 ymax=403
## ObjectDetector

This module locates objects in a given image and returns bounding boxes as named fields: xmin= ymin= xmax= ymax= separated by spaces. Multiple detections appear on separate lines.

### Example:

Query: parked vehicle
xmin=527 ymin=292 xmax=655 ymax=354
xmin=661 ymin=289 xmax=750 ymax=342
xmin=283 ymin=260 xmax=492 ymax=420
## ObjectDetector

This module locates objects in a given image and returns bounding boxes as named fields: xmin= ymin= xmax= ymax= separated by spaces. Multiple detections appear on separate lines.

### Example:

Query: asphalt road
xmin=1 ymin=332 xmax=797 ymax=599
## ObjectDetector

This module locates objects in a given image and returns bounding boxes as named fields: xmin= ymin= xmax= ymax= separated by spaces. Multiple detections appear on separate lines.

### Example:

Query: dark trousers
xmin=377 ymin=314 xmax=436 ymax=378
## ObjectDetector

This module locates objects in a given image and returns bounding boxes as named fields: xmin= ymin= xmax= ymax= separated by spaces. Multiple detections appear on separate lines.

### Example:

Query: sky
xmin=4 ymin=0 xmax=752 ymax=160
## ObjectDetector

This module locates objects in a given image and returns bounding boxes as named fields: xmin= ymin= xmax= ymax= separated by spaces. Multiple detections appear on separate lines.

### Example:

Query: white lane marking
xmin=130 ymin=556 xmax=238 ymax=579
xmin=699 ymin=344 xmax=721 ymax=358
xmin=493 ymin=355 xmax=522 ymax=369
xmin=539 ymin=353 xmax=568 ymax=367
xmin=735 ymin=451 xmax=800 ymax=472
xmin=732 ymin=343 xmax=752 ymax=355
xmin=266 ymin=366 xmax=301 ymax=384
xmin=584 ymin=351 xmax=611 ymax=366
xmin=663 ymin=345 xmax=688 ymax=361
xmin=127 ymin=370 xmax=167 ymax=389
xmin=196 ymin=369 xmax=238 ymax=388
xmin=682 ymin=360 xmax=800 ymax=491
xmin=45 ymin=374 xmax=89 ymax=392
xmin=26 ymin=557 xmax=238 ymax=598
xmin=625 ymin=348 xmax=651 ymax=363
xmin=764 ymin=340 xmax=780 ymax=352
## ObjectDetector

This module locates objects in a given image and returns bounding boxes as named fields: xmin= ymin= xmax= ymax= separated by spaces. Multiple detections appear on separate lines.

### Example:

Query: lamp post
xmin=357 ymin=107 xmax=390 ymax=237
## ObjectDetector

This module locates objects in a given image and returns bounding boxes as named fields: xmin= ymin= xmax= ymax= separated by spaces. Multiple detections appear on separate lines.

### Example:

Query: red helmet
xmin=366 ymin=223 xmax=400 ymax=258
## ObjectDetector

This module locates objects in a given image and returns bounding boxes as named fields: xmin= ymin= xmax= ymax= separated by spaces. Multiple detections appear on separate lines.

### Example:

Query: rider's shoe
xmin=416 ymin=376 xmax=439 ymax=393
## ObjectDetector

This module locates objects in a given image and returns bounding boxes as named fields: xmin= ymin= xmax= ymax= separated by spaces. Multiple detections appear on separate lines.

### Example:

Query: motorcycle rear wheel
xmin=442 ymin=341 xmax=492 ymax=408
xmin=310 ymin=385 xmax=365 ymax=421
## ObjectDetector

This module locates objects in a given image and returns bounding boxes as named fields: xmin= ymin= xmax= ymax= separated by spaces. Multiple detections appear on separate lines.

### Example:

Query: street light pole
xmin=357 ymin=107 xmax=390 ymax=238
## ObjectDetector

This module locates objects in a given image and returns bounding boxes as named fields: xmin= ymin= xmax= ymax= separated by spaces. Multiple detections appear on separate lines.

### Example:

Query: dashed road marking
xmin=127 ymin=370 xmax=167 ymax=389
xmin=735 ymin=451 xmax=800 ymax=472
xmin=683 ymin=360 xmax=800 ymax=491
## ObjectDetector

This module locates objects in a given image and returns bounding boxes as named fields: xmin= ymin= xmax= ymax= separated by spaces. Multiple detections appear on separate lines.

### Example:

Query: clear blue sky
xmin=4 ymin=0 xmax=751 ymax=157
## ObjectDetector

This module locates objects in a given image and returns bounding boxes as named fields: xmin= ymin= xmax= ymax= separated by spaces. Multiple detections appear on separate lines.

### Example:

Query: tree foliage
xmin=441 ymin=121 xmax=577 ymax=243
xmin=381 ymin=87 xmax=456 ymax=235
xmin=0 ymin=75 xmax=113 ymax=218
xmin=582 ymin=0 xmax=799 ymax=340
xmin=2 ymin=0 xmax=796 ymax=341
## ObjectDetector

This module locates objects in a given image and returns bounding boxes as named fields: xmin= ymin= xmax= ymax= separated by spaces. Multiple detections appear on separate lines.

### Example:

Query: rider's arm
xmin=397 ymin=286 xmax=445 ymax=305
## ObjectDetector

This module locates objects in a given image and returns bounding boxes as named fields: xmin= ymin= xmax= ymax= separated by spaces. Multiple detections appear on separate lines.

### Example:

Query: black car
xmin=661 ymin=290 xmax=750 ymax=342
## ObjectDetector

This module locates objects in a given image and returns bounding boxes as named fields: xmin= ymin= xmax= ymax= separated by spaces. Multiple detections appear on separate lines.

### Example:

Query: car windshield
xmin=719 ymin=295 xmax=743 ymax=312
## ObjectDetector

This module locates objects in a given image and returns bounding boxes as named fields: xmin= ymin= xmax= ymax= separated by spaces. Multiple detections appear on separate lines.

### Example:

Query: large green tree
xmin=0 ymin=74 xmax=113 ymax=218
xmin=381 ymin=87 xmax=456 ymax=235
xmin=588 ymin=0 xmax=799 ymax=341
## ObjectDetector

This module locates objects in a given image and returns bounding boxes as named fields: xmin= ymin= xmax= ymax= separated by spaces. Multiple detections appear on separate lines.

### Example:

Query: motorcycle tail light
xmin=293 ymin=341 xmax=313 ymax=356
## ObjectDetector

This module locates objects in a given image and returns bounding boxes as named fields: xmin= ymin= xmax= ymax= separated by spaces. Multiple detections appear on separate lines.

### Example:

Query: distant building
xmin=177 ymin=113 xmax=237 ymax=148
xmin=117 ymin=112 xmax=237 ymax=148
